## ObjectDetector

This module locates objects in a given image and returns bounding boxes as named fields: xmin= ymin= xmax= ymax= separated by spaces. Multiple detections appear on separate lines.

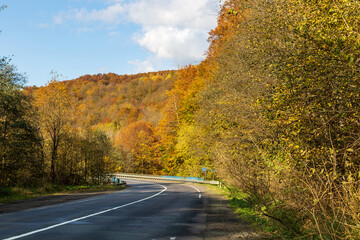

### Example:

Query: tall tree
xmin=0 ymin=58 xmax=43 ymax=186
xmin=119 ymin=121 xmax=162 ymax=174
xmin=34 ymin=73 xmax=74 ymax=183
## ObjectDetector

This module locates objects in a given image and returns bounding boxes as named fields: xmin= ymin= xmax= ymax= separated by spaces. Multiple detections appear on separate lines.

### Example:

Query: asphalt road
xmin=0 ymin=179 xmax=205 ymax=240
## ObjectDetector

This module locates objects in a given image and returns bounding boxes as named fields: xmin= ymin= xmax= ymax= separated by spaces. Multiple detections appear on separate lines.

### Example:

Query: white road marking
xmin=185 ymin=184 xmax=202 ymax=199
xmin=3 ymin=184 xmax=167 ymax=240
xmin=187 ymin=185 xmax=201 ymax=193
xmin=170 ymin=237 xmax=176 ymax=240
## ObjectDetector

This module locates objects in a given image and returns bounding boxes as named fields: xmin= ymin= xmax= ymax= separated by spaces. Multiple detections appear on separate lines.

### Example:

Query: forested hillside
xmin=26 ymin=71 xmax=175 ymax=178
xmin=27 ymin=71 xmax=174 ymax=137
xmin=2 ymin=0 xmax=360 ymax=238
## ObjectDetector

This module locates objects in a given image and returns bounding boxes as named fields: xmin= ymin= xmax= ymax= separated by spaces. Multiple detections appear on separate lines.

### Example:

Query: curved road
xmin=0 ymin=180 xmax=205 ymax=240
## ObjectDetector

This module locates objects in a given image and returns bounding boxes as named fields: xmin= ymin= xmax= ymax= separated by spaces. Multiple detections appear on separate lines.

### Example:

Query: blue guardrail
xmin=161 ymin=176 xmax=204 ymax=181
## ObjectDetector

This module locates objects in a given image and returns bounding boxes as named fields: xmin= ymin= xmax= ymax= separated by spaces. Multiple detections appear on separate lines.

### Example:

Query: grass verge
xmin=0 ymin=184 xmax=126 ymax=204
xmin=207 ymin=184 xmax=294 ymax=239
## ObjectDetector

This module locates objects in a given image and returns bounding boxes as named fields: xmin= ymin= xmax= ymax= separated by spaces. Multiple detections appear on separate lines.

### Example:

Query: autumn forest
xmin=2 ymin=0 xmax=360 ymax=238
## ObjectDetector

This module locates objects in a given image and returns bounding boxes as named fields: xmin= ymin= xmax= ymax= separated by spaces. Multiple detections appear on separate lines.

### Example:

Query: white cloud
xmin=54 ymin=15 xmax=63 ymax=25
xmin=127 ymin=0 xmax=217 ymax=30
xmin=126 ymin=0 xmax=218 ymax=66
xmin=38 ymin=23 xmax=50 ymax=29
xmin=136 ymin=27 xmax=208 ymax=64
xmin=53 ymin=0 xmax=219 ymax=67
xmin=98 ymin=66 xmax=108 ymax=72
xmin=128 ymin=60 xmax=155 ymax=73
xmin=54 ymin=3 xmax=124 ymax=24
xmin=105 ymin=0 xmax=123 ymax=3
xmin=75 ymin=3 xmax=124 ymax=23
xmin=108 ymin=31 xmax=119 ymax=36
xmin=77 ymin=27 xmax=96 ymax=33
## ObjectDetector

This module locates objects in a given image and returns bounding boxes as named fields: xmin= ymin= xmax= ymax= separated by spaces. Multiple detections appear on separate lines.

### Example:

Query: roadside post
xmin=202 ymin=167 xmax=217 ymax=181
xmin=202 ymin=167 xmax=208 ymax=181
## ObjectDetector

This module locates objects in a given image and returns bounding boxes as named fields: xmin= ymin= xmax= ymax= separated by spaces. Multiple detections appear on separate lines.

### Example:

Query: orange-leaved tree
xmin=118 ymin=121 xmax=162 ymax=174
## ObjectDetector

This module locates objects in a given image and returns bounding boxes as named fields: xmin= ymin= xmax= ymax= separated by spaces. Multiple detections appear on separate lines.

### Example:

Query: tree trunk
xmin=51 ymin=135 xmax=58 ymax=183
xmin=1 ymin=120 xmax=8 ymax=186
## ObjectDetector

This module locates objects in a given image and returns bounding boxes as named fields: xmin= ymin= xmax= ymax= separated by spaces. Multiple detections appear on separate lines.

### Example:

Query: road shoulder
xmin=0 ymin=189 xmax=124 ymax=214
xmin=204 ymin=187 xmax=267 ymax=239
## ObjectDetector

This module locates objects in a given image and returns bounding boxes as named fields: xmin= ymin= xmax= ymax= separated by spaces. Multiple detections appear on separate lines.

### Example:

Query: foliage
xmin=187 ymin=0 xmax=360 ymax=238
xmin=60 ymin=71 xmax=173 ymax=129
xmin=33 ymin=75 xmax=75 ymax=183
xmin=3 ymin=0 xmax=360 ymax=238
xmin=259 ymin=0 xmax=360 ymax=238
xmin=118 ymin=121 xmax=162 ymax=174
xmin=33 ymin=76 xmax=117 ymax=185
xmin=0 ymin=58 xmax=43 ymax=187
xmin=1 ymin=6 xmax=174 ymax=186
xmin=55 ymin=129 xmax=114 ymax=185
xmin=27 ymin=70 xmax=175 ymax=176
xmin=156 ymin=0 xmax=360 ymax=238
xmin=157 ymin=63 xmax=215 ymax=175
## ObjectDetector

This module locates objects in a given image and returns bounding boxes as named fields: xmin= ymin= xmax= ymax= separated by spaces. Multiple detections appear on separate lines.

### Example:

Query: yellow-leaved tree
xmin=34 ymin=73 xmax=75 ymax=183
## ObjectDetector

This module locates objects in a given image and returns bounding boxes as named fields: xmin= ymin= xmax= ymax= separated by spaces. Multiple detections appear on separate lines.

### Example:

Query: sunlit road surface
xmin=0 ymin=180 xmax=205 ymax=240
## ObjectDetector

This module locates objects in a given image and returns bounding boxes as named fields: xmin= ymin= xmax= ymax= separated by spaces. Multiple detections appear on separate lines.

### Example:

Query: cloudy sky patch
xmin=54 ymin=0 xmax=218 ymax=66
xmin=0 ymin=0 xmax=220 ymax=86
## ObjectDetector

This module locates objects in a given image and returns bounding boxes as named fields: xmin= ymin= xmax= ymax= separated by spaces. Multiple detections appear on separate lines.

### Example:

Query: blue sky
xmin=0 ymin=0 xmax=220 ymax=86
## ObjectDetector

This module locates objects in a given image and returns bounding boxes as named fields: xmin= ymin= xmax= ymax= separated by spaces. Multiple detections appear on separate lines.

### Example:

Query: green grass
xmin=229 ymin=196 xmax=284 ymax=237
xmin=207 ymin=185 xmax=294 ymax=239
xmin=0 ymin=184 xmax=126 ymax=204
